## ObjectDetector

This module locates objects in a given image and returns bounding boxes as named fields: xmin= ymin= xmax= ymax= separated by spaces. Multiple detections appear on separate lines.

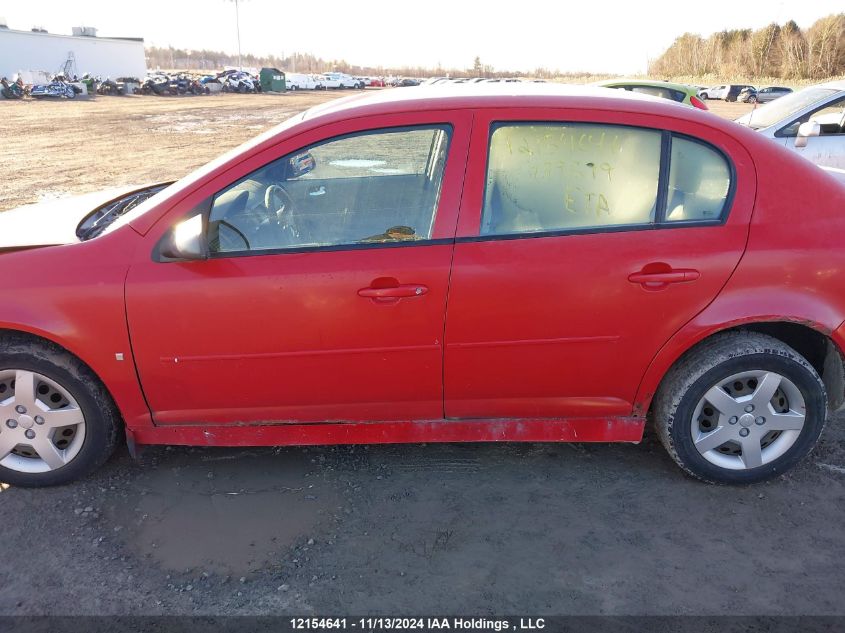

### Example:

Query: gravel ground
xmin=1 ymin=415 xmax=843 ymax=615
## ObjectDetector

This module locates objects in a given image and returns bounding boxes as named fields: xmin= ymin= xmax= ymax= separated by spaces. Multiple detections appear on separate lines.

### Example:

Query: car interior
xmin=207 ymin=127 xmax=451 ymax=253
xmin=481 ymin=124 xmax=730 ymax=233
xmin=481 ymin=123 xmax=661 ymax=234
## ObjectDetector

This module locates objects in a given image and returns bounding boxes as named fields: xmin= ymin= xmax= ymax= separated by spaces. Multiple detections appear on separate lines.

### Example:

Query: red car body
xmin=3 ymin=85 xmax=845 ymax=455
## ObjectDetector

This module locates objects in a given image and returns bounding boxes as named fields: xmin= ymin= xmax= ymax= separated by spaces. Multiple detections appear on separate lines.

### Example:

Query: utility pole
xmin=228 ymin=0 xmax=244 ymax=70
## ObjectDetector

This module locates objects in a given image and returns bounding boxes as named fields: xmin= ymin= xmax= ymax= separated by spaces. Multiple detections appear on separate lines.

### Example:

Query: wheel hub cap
xmin=738 ymin=413 xmax=755 ymax=428
xmin=691 ymin=370 xmax=806 ymax=471
xmin=0 ymin=369 xmax=86 ymax=473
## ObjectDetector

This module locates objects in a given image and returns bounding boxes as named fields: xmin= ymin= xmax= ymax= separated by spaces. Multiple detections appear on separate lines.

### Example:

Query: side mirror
xmin=795 ymin=121 xmax=821 ymax=148
xmin=160 ymin=214 xmax=207 ymax=260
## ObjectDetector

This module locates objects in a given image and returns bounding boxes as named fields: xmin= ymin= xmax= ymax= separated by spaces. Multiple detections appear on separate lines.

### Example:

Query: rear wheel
xmin=0 ymin=339 xmax=120 ymax=486
xmin=653 ymin=332 xmax=826 ymax=484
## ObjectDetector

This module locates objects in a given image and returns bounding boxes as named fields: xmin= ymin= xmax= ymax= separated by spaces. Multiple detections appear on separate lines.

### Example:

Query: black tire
xmin=0 ymin=337 xmax=121 ymax=487
xmin=652 ymin=331 xmax=826 ymax=484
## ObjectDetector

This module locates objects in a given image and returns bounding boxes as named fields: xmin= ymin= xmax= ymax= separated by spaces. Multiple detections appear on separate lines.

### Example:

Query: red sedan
xmin=2 ymin=85 xmax=844 ymax=486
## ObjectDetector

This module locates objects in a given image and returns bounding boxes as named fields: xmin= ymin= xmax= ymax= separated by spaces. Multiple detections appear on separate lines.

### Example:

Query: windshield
xmin=740 ymin=87 xmax=839 ymax=129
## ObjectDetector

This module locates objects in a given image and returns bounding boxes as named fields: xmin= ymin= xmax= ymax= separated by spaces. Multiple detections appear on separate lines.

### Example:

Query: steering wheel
xmin=265 ymin=184 xmax=295 ymax=220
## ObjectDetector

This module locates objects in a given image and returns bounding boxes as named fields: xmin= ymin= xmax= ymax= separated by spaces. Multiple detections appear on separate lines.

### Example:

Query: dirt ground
xmin=0 ymin=91 xmax=341 ymax=212
xmin=0 ymin=91 xmax=754 ymax=212
xmin=3 ymin=92 xmax=843 ymax=618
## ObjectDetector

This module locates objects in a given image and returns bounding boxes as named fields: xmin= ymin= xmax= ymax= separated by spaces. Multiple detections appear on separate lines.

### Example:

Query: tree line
xmin=144 ymin=46 xmax=589 ymax=80
xmin=649 ymin=13 xmax=845 ymax=80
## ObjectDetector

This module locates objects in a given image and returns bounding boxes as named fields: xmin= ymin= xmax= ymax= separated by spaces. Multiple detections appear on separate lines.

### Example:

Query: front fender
xmin=0 ymin=233 xmax=153 ymax=429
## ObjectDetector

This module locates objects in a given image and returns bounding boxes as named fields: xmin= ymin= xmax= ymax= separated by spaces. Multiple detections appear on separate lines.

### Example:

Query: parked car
xmin=740 ymin=86 xmax=793 ymax=104
xmin=699 ymin=84 xmax=729 ymax=100
xmin=735 ymin=79 xmax=845 ymax=178
xmin=699 ymin=84 xmax=754 ymax=101
xmin=285 ymin=73 xmax=323 ymax=91
xmin=320 ymin=72 xmax=364 ymax=89
xmin=2 ymin=84 xmax=845 ymax=487
xmin=726 ymin=84 xmax=755 ymax=102
xmin=596 ymin=79 xmax=708 ymax=110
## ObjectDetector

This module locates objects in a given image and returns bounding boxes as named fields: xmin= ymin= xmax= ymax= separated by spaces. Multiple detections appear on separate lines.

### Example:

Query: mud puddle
xmin=106 ymin=447 xmax=341 ymax=575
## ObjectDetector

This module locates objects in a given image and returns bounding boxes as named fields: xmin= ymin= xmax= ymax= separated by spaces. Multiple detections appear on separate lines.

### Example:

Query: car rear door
xmin=125 ymin=111 xmax=471 ymax=425
xmin=443 ymin=107 xmax=756 ymax=419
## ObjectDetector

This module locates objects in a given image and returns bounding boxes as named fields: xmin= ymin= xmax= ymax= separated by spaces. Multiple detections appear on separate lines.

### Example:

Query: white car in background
xmin=286 ymin=73 xmax=323 ymax=90
xmin=736 ymin=79 xmax=845 ymax=183
xmin=320 ymin=72 xmax=364 ymax=89
xmin=700 ymin=85 xmax=730 ymax=100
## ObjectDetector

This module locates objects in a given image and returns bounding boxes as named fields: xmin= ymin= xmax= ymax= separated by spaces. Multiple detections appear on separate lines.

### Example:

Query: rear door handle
xmin=628 ymin=270 xmax=700 ymax=284
xmin=628 ymin=267 xmax=700 ymax=291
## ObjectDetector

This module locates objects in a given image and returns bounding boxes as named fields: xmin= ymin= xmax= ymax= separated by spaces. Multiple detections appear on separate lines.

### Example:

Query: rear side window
xmin=482 ymin=123 xmax=732 ymax=236
xmin=482 ymin=124 xmax=661 ymax=235
xmin=666 ymin=137 xmax=732 ymax=222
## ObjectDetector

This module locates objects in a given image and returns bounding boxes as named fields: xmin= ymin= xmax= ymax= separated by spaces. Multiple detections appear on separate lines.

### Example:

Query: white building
xmin=0 ymin=26 xmax=146 ymax=80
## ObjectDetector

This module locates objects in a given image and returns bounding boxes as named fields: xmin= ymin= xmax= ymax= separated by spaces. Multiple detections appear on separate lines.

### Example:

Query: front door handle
xmin=358 ymin=279 xmax=429 ymax=304
xmin=358 ymin=284 xmax=428 ymax=298
xmin=628 ymin=265 xmax=700 ymax=290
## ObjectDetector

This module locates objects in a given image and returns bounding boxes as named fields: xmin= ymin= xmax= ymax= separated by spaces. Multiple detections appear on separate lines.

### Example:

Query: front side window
xmin=481 ymin=123 xmax=661 ymax=235
xmin=208 ymin=126 xmax=451 ymax=254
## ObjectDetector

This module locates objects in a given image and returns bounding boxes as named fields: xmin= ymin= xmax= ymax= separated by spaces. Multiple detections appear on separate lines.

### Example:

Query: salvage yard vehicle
xmin=596 ymin=79 xmax=708 ymax=110
xmin=740 ymin=86 xmax=792 ymax=104
xmin=699 ymin=84 xmax=729 ymax=100
xmin=320 ymin=72 xmax=364 ymax=89
xmin=2 ymin=84 xmax=845 ymax=487
xmin=285 ymin=73 xmax=323 ymax=90
xmin=29 ymin=75 xmax=76 ymax=99
xmin=736 ymin=79 xmax=845 ymax=176
xmin=1 ymin=77 xmax=24 ymax=99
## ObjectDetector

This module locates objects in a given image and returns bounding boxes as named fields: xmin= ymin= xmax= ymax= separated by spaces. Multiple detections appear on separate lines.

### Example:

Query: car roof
xmin=302 ymin=82 xmax=690 ymax=122
xmin=816 ymin=79 xmax=845 ymax=91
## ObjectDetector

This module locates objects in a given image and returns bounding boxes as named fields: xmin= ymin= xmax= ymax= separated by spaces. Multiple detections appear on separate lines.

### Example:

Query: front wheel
xmin=0 ymin=338 xmax=121 ymax=486
xmin=653 ymin=332 xmax=826 ymax=484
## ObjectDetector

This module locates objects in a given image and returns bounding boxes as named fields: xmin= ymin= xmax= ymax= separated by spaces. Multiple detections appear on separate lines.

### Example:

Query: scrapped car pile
xmin=0 ymin=69 xmax=272 ymax=100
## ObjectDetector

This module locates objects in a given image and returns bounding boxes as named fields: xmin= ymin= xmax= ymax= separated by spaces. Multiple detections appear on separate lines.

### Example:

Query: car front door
xmin=125 ymin=111 xmax=471 ymax=425
xmin=443 ymin=108 xmax=755 ymax=419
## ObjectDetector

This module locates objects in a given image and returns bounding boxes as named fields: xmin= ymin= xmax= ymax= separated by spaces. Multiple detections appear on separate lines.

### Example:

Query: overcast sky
xmin=1 ymin=0 xmax=843 ymax=73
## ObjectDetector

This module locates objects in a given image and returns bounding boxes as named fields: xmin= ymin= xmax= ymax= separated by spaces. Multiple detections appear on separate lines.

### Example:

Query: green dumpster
xmin=259 ymin=67 xmax=286 ymax=92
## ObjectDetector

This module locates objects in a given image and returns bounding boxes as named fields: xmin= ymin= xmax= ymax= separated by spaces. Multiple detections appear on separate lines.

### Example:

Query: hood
xmin=0 ymin=185 xmax=164 ymax=249
xmin=820 ymin=165 xmax=845 ymax=185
